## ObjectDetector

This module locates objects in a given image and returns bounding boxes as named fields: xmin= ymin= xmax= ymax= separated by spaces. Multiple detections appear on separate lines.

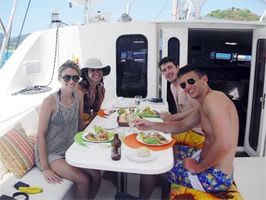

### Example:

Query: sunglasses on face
xmin=180 ymin=78 xmax=198 ymax=89
xmin=61 ymin=75 xmax=80 ymax=83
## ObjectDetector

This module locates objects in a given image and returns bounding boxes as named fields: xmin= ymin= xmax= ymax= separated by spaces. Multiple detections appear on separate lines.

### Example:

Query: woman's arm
xmin=37 ymin=96 xmax=54 ymax=171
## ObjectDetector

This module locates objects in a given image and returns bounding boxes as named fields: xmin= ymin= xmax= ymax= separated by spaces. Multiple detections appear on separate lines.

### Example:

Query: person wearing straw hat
xmin=77 ymin=58 xmax=111 ymax=118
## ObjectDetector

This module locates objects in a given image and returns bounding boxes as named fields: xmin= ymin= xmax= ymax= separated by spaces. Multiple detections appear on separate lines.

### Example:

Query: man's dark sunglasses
xmin=180 ymin=78 xmax=197 ymax=89
xmin=62 ymin=75 xmax=80 ymax=83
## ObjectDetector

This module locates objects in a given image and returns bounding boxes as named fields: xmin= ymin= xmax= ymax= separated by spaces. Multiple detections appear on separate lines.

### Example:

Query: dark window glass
xmin=116 ymin=35 xmax=148 ymax=97
xmin=167 ymin=37 xmax=180 ymax=114
xmin=249 ymin=39 xmax=266 ymax=151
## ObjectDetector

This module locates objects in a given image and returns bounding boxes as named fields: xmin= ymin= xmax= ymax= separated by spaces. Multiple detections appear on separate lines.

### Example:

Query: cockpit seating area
xmin=0 ymin=107 xmax=74 ymax=200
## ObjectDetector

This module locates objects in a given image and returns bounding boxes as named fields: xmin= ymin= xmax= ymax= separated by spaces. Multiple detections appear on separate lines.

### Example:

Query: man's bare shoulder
xmin=203 ymin=90 xmax=230 ymax=109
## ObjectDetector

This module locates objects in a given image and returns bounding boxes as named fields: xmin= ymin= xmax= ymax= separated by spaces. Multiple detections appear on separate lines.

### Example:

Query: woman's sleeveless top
xmin=35 ymin=92 xmax=79 ymax=169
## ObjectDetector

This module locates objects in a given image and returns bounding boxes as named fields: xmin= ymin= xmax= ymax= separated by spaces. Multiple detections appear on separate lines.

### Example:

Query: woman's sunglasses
xmin=180 ymin=78 xmax=198 ymax=89
xmin=62 ymin=75 xmax=80 ymax=83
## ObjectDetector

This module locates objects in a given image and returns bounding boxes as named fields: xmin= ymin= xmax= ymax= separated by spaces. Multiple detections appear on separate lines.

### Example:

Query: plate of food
xmin=136 ymin=131 xmax=172 ymax=146
xmin=140 ymin=107 xmax=160 ymax=118
xmin=127 ymin=147 xmax=156 ymax=162
xmin=82 ymin=125 xmax=114 ymax=143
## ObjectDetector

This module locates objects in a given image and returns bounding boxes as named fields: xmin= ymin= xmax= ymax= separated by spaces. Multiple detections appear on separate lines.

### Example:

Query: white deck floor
xmin=234 ymin=157 xmax=266 ymax=200
xmin=95 ymin=157 xmax=266 ymax=200
xmin=96 ymin=173 xmax=161 ymax=200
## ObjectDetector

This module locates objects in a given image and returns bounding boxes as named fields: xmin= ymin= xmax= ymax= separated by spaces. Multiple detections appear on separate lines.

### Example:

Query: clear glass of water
xmin=135 ymin=95 xmax=142 ymax=106
xmin=127 ymin=113 xmax=135 ymax=132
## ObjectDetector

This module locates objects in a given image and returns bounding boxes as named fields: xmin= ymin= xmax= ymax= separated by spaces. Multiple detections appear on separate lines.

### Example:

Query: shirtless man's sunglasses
xmin=180 ymin=78 xmax=198 ymax=89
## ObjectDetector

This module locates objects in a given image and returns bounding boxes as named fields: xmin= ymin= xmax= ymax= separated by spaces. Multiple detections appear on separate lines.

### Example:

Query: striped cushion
xmin=0 ymin=123 xmax=35 ymax=178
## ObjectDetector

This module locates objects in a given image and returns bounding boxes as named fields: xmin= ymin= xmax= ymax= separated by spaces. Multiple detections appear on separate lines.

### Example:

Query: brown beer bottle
xmin=111 ymin=133 xmax=121 ymax=160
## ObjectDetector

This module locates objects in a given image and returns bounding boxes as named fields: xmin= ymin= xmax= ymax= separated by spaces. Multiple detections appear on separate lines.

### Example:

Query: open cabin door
xmin=160 ymin=27 xmax=188 ymax=112
xmin=244 ymin=28 xmax=266 ymax=157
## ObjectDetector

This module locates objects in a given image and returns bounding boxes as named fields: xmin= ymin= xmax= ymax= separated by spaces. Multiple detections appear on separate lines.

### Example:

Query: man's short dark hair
xmin=158 ymin=57 xmax=178 ymax=70
xmin=177 ymin=64 xmax=206 ymax=78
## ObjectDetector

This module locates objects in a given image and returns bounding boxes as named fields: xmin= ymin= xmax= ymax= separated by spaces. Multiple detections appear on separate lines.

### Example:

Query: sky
xmin=1 ymin=0 xmax=266 ymax=36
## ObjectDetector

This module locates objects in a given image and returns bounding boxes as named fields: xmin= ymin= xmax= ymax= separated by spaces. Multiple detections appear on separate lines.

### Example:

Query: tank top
xmin=35 ymin=91 xmax=79 ymax=169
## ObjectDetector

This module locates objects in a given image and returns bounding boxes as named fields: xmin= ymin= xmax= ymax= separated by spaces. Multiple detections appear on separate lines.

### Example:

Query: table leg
xmin=117 ymin=172 xmax=127 ymax=193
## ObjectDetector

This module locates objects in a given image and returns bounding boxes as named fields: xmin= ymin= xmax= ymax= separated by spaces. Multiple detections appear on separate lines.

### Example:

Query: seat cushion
xmin=0 ymin=124 xmax=34 ymax=178
xmin=0 ymin=167 xmax=74 ymax=200
xmin=170 ymin=183 xmax=244 ymax=200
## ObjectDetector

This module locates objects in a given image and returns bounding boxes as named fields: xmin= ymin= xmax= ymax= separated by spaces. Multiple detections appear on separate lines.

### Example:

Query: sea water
xmin=0 ymin=50 xmax=14 ymax=68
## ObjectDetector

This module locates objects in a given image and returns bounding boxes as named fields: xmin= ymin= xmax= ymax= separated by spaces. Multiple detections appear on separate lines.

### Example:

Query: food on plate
xmin=137 ymin=147 xmax=151 ymax=157
xmin=118 ymin=112 xmax=128 ymax=123
xmin=139 ymin=132 xmax=169 ymax=145
xmin=117 ymin=108 xmax=141 ymax=126
xmin=117 ymin=108 xmax=126 ymax=115
xmin=141 ymin=107 xmax=159 ymax=116
xmin=85 ymin=125 xmax=114 ymax=142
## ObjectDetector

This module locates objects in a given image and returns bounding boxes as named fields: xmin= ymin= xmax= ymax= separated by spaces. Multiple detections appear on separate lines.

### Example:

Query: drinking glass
xmin=135 ymin=95 xmax=142 ymax=106
xmin=127 ymin=112 xmax=136 ymax=132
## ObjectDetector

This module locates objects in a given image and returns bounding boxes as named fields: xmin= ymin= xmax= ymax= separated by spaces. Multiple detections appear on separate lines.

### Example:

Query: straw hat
xmin=81 ymin=58 xmax=111 ymax=78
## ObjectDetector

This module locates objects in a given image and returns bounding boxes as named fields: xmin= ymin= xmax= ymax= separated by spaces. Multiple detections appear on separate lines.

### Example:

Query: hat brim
xmin=81 ymin=65 xmax=111 ymax=78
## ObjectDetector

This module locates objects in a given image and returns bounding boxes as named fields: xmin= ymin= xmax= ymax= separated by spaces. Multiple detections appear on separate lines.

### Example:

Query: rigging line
xmin=153 ymin=0 xmax=170 ymax=20
xmin=15 ymin=0 xmax=32 ymax=49
xmin=45 ymin=25 xmax=59 ymax=87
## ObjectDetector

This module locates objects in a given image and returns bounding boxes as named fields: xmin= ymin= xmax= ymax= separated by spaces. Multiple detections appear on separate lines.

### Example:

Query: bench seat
xmin=0 ymin=167 xmax=74 ymax=200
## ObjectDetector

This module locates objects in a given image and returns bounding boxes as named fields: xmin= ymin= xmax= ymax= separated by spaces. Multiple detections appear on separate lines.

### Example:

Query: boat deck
xmin=94 ymin=157 xmax=265 ymax=200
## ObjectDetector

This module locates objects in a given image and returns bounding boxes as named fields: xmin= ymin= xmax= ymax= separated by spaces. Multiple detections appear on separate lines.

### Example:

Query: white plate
xmin=126 ymin=151 xmax=156 ymax=162
xmin=136 ymin=131 xmax=172 ymax=146
xmin=81 ymin=131 xmax=114 ymax=143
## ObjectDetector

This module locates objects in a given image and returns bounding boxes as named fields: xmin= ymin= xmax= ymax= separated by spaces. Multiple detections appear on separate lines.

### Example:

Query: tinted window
xmin=116 ymin=35 xmax=148 ymax=97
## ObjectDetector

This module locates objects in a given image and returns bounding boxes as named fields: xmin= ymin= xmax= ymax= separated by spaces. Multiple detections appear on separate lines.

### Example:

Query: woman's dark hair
xmin=177 ymin=64 xmax=206 ymax=78
xmin=79 ymin=74 xmax=104 ymax=100
xmin=158 ymin=57 xmax=178 ymax=71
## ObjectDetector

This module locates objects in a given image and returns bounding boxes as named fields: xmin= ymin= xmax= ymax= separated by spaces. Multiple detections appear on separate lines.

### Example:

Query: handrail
xmin=0 ymin=0 xmax=18 ymax=65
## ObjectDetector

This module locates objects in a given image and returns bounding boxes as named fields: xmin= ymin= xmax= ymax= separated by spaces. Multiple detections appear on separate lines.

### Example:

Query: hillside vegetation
xmin=207 ymin=7 xmax=260 ymax=21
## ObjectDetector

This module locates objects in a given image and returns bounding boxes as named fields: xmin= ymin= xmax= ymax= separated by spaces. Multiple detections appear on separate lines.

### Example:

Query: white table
xmin=65 ymin=98 xmax=173 ymax=192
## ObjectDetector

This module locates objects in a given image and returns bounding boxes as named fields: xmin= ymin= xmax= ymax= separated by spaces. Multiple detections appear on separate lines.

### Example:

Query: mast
xmin=172 ymin=0 xmax=179 ymax=20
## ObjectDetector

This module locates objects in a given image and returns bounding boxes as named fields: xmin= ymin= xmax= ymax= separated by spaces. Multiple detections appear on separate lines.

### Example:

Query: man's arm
xmin=135 ymin=107 xmax=200 ymax=133
xmin=188 ymin=93 xmax=233 ymax=172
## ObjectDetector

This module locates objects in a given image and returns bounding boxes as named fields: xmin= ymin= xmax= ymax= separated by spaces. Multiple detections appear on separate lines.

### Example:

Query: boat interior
xmin=0 ymin=20 xmax=265 ymax=199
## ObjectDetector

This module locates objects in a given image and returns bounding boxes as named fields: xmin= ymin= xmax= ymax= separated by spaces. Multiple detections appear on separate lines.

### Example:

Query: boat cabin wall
xmin=0 ymin=26 xmax=82 ymax=96
xmin=77 ymin=22 xmax=158 ymax=105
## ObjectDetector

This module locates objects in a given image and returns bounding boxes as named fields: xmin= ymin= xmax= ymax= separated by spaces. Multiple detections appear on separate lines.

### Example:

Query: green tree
xmin=207 ymin=7 xmax=259 ymax=21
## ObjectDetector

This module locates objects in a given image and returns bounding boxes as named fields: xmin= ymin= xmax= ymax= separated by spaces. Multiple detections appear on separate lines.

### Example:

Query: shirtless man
xmin=159 ymin=57 xmax=203 ymax=146
xmin=138 ymin=58 xmax=203 ymax=199
xmin=159 ymin=57 xmax=199 ymax=122
xmin=135 ymin=64 xmax=239 ymax=193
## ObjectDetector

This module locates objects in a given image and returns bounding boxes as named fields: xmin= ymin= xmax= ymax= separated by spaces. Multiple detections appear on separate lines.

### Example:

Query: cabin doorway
xmin=244 ymin=28 xmax=266 ymax=157
xmin=187 ymin=29 xmax=253 ymax=147
xmin=160 ymin=28 xmax=188 ymax=114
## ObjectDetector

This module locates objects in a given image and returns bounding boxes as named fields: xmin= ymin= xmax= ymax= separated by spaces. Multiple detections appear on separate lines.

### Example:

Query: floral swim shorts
xmin=168 ymin=145 xmax=233 ymax=192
